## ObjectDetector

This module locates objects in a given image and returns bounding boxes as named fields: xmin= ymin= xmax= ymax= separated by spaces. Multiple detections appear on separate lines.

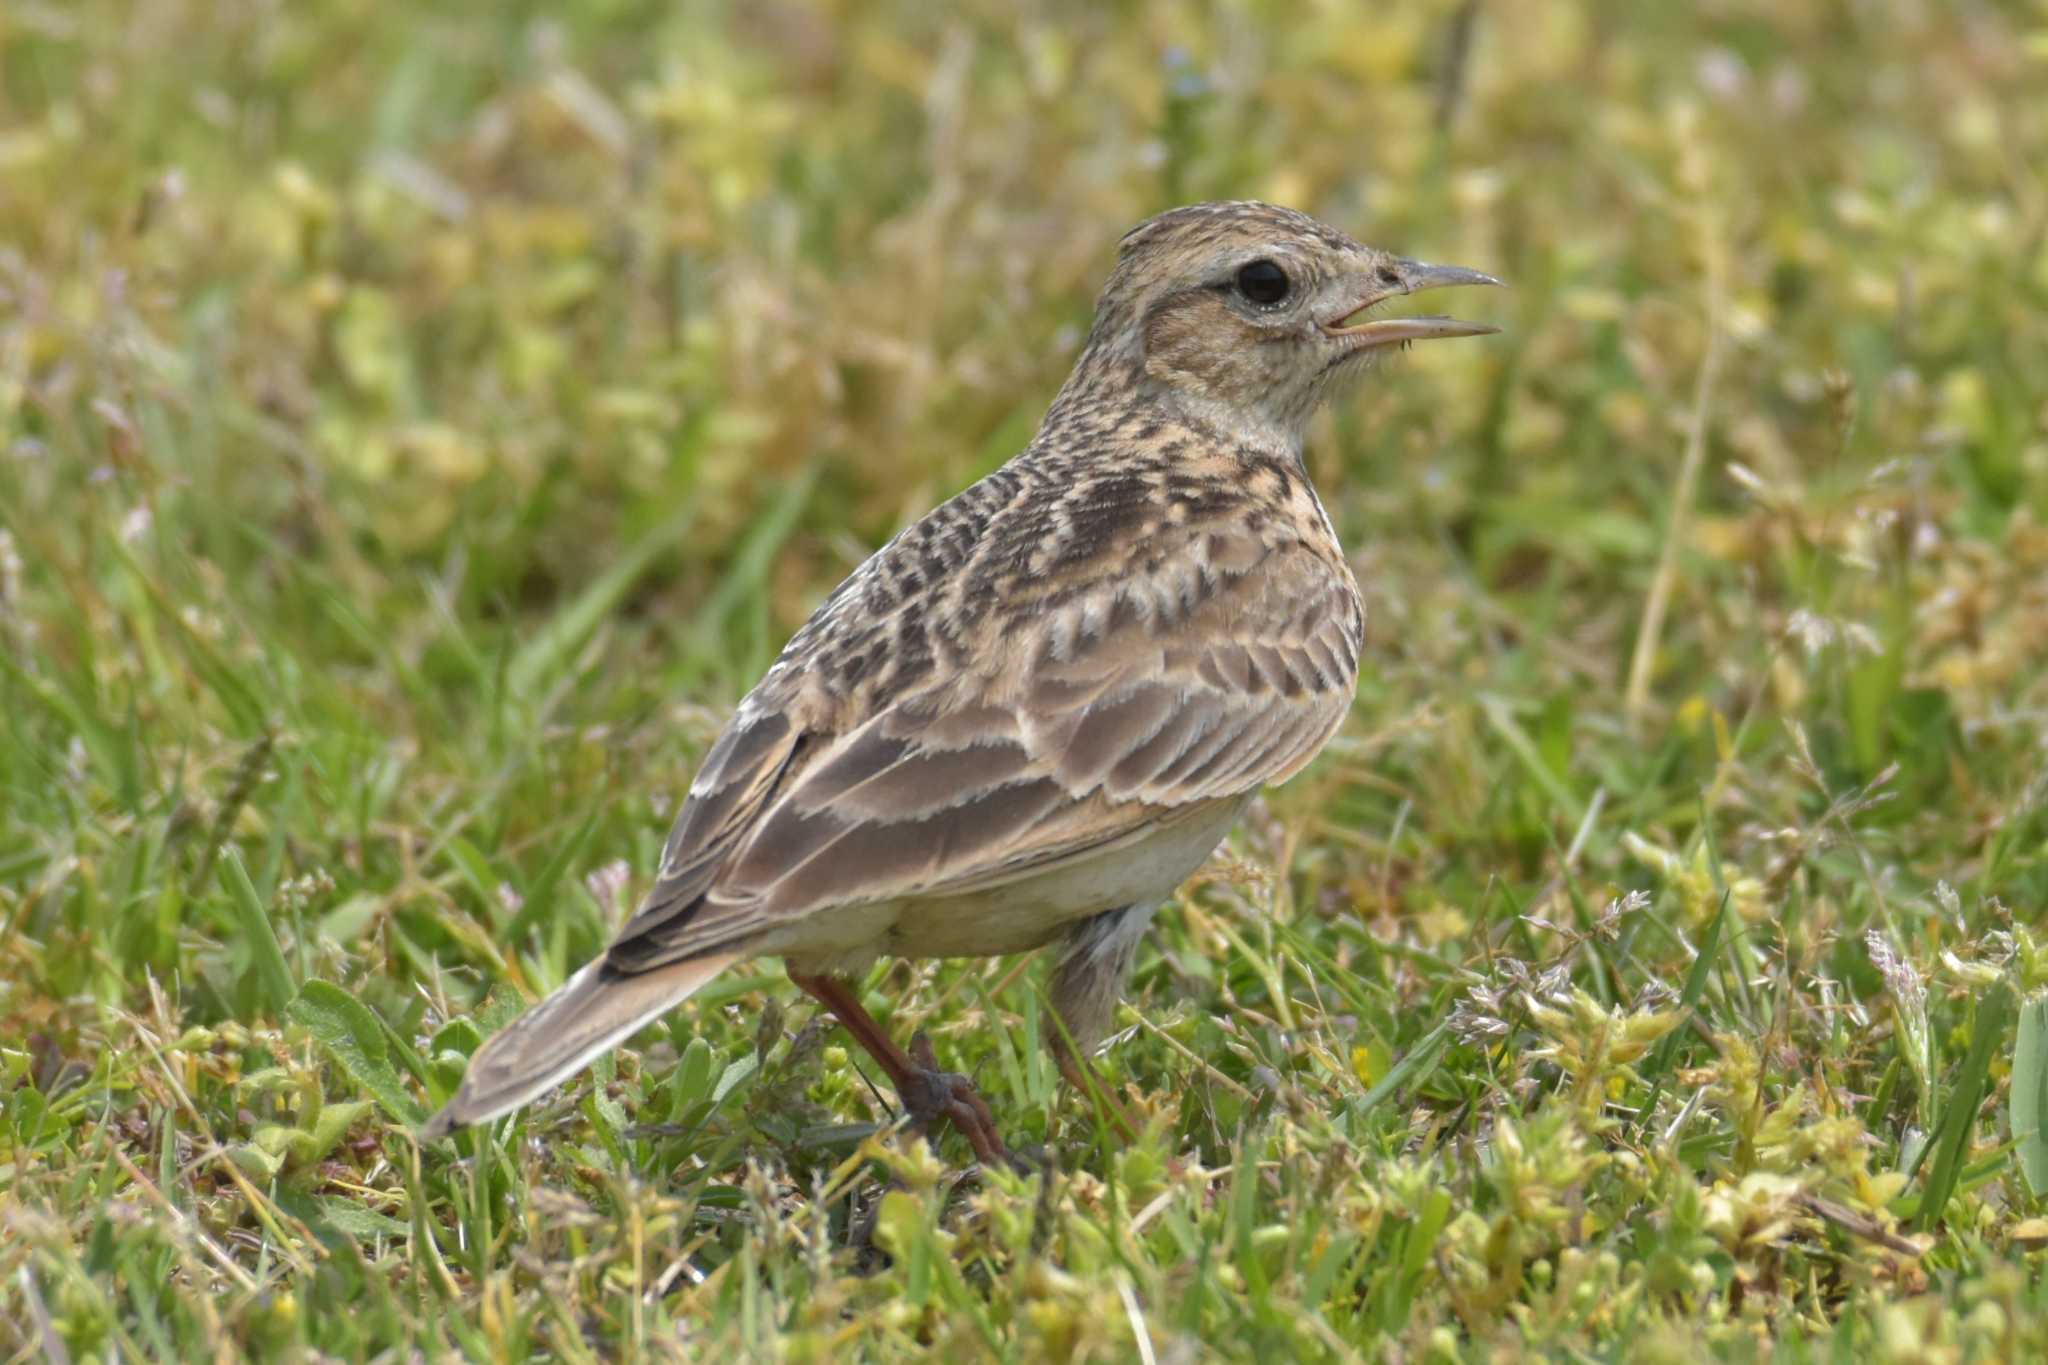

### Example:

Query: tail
xmin=419 ymin=950 xmax=739 ymax=1140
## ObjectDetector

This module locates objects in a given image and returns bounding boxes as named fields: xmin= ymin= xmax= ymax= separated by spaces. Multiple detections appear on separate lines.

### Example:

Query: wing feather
xmin=605 ymin=535 xmax=1360 ymax=971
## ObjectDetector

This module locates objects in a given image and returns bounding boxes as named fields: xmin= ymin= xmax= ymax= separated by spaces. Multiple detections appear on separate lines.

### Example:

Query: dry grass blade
xmin=1624 ymin=211 xmax=1728 ymax=728
xmin=3 ymin=1 xmax=2043 ymax=1359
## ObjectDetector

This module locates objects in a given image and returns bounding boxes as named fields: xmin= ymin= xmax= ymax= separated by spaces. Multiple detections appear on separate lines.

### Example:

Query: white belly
xmin=769 ymin=797 xmax=1246 ymax=974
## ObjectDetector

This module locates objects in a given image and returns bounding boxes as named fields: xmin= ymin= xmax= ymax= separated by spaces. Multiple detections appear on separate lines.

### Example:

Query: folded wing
xmin=605 ymin=533 xmax=1361 ymax=972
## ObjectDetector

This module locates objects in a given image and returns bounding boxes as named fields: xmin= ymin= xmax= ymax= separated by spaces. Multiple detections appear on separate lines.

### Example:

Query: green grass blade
xmin=1477 ymin=692 xmax=1585 ymax=825
xmin=2010 ymin=993 xmax=2048 ymax=1197
xmin=221 ymin=848 xmax=297 ymax=1017
xmin=503 ymin=807 xmax=601 ymax=945
xmin=1352 ymin=1022 xmax=1450 ymax=1118
xmin=1635 ymin=888 xmax=1728 ymax=1140
xmin=1918 ymin=982 xmax=2012 ymax=1232
xmin=507 ymin=506 xmax=697 ymax=700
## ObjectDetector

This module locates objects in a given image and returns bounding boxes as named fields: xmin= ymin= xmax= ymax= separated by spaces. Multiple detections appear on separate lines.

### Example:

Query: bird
xmin=422 ymin=201 xmax=1501 ymax=1165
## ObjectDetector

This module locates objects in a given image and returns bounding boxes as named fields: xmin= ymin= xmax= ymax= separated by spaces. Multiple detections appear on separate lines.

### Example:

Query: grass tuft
xmin=4 ymin=1 xmax=2047 ymax=1358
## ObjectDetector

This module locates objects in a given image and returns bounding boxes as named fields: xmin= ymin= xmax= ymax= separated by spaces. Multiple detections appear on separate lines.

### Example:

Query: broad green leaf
xmin=670 ymin=1036 xmax=714 ymax=1109
xmin=710 ymin=1052 xmax=758 ymax=1105
xmin=313 ymin=1199 xmax=411 ymax=1241
xmin=289 ymin=980 xmax=425 ymax=1125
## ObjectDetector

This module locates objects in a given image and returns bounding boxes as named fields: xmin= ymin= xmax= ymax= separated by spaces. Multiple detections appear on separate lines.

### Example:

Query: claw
xmin=792 ymin=975 xmax=1026 ymax=1172
xmin=900 ymin=1059 xmax=1016 ymax=1168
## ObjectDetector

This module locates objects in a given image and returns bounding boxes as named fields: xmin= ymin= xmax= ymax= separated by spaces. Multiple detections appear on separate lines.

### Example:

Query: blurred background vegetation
xmin=4 ymin=0 xmax=2047 ymax=1359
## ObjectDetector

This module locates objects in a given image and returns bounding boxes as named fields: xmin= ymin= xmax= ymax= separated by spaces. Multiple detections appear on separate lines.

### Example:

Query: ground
xmin=4 ymin=1 xmax=2048 ymax=1359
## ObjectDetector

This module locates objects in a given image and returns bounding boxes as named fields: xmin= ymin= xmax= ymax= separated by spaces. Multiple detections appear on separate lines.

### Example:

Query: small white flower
xmin=584 ymin=859 xmax=631 ymax=912
xmin=1932 ymin=881 xmax=1962 ymax=925
xmin=1865 ymin=929 xmax=1925 ymax=1012
xmin=1785 ymin=609 xmax=1835 ymax=657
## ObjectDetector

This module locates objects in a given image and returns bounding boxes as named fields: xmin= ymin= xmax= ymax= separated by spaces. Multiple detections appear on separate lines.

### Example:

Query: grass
xmin=4 ymin=0 xmax=2048 ymax=1358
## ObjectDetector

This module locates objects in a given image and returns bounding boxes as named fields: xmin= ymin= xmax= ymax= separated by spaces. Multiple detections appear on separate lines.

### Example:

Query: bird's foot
xmin=899 ymin=1032 xmax=1024 ymax=1172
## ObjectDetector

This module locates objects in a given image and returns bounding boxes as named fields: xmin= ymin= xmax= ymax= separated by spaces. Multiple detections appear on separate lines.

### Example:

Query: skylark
xmin=424 ymin=201 xmax=1500 ymax=1164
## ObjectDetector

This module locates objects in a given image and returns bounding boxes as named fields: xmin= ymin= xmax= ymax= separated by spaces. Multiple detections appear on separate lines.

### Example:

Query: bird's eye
xmin=1376 ymin=265 xmax=1402 ymax=287
xmin=1235 ymin=259 xmax=1291 ymax=306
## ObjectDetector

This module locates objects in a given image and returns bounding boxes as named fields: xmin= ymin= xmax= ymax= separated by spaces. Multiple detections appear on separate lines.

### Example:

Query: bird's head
xmin=1066 ymin=201 xmax=1502 ymax=449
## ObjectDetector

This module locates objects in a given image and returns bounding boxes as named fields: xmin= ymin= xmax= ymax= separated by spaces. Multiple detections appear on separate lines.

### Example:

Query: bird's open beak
xmin=1323 ymin=258 xmax=1505 ymax=350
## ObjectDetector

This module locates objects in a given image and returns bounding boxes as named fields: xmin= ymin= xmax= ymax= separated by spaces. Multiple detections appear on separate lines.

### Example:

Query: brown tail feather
xmin=419 ymin=951 xmax=739 ymax=1140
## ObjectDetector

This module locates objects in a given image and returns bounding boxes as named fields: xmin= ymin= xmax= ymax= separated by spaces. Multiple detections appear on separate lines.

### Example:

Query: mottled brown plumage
xmin=424 ymin=202 xmax=1500 ymax=1160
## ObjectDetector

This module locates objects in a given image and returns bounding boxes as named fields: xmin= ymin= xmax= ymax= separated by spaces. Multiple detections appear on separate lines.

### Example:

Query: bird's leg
xmin=788 ymin=972 xmax=1016 ymax=1170
xmin=1045 ymin=903 xmax=1156 ymax=1142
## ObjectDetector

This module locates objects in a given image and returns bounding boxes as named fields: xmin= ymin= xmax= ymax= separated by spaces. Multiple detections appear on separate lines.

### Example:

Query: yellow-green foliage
xmin=3 ymin=1 xmax=2047 ymax=1359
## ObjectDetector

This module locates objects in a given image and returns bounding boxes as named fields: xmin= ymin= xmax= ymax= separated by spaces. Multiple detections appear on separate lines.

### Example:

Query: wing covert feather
xmin=606 ymin=535 xmax=1361 ymax=971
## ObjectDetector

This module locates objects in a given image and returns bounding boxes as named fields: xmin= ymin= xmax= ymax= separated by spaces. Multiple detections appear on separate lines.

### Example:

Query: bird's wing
xmin=604 ymin=531 xmax=1360 ymax=971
